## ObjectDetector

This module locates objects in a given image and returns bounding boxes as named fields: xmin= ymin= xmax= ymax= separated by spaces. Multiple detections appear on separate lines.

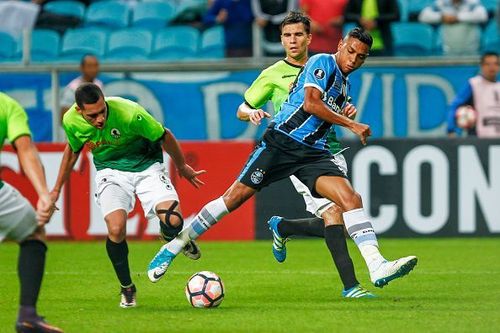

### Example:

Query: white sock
xmin=343 ymin=208 xmax=385 ymax=272
xmin=166 ymin=197 xmax=229 ymax=255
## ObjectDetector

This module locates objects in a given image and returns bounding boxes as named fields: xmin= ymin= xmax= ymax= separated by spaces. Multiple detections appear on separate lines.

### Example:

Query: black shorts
xmin=237 ymin=129 xmax=347 ymax=197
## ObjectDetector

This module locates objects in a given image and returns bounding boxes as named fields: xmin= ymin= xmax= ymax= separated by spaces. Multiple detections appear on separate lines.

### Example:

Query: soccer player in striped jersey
xmin=149 ymin=27 xmax=418 ymax=291
xmin=237 ymin=11 xmax=374 ymax=298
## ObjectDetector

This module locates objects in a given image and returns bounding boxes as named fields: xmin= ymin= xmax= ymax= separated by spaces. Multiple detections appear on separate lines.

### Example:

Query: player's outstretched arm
xmin=161 ymin=128 xmax=206 ymax=188
xmin=13 ymin=135 xmax=55 ymax=224
xmin=303 ymin=87 xmax=371 ymax=145
xmin=50 ymin=144 xmax=81 ymax=203
xmin=236 ymin=102 xmax=271 ymax=125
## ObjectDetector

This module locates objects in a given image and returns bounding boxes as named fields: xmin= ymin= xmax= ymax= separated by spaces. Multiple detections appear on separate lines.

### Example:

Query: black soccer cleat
xmin=15 ymin=317 xmax=64 ymax=333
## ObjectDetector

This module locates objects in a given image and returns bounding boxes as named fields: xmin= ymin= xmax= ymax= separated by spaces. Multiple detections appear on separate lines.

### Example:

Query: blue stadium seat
xmin=16 ymin=29 xmax=60 ymax=62
xmin=132 ymin=1 xmax=176 ymax=29
xmin=398 ymin=0 xmax=409 ymax=21
xmin=408 ymin=0 xmax=433 ymax=20
xmin=482 ymin=20 xmax=500 ymax=52
xmin=60 ymin=27 xmax=108 ymax=61
xmin=481 ymin=0 xmax=498 ymax=13
xmin=391 ymin=22 xmax=436 ymax=56
xmin=199 ymin=26 xmax=225 ymax=59
xmin=105 ymin=28 xmax=153 ymax=62
xmin=150 ymin=26 xmax=200 ymax=60
xmin=26 ymin=109 xmax=53 ymax=142
xmin=0 ymin=31 xmax=17 ymax=60
xmin=44 ymin=1 xmax=86 ymax=19
xmin=85 ymin=1 xmax=129 ymax=29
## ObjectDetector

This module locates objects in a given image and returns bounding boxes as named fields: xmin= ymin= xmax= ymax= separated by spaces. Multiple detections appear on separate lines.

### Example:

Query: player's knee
xmin=106 ymin=223 xmax=126 ymax=240
xmin=342 ymin=192 xmax=362 ymax=211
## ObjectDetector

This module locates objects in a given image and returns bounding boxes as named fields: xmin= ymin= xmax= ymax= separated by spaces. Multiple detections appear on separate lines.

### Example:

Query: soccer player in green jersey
xmin=0 ymin=93 xmax=63 ymax=333
xmin=237 ymin=12 xmax=374 ymax=298
xmin=50 ymin=83 xmax=205 ymax=308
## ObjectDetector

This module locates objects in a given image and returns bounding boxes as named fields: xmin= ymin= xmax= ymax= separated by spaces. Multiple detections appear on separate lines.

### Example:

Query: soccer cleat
xmin=147 ymin=244 xmax=177 ymax=283
xmin=120 ymin=284 xmax=137 ymax=308
xmin=370 ymin=256 xmax=418 ymax=288
xmin=182 ymin=240 xmax=201 ymax=260
xmin=15 ymin=317 xmax=63 ymax=333
xmin=267 ymin=216 xmax=288 ymax=263
xmin=342 ymin=284 xmax=377 ymax=298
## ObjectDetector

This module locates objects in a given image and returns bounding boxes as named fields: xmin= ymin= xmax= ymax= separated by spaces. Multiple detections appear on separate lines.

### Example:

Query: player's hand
xmin=442 ymin=14 xmax=458 ymax=24
xmin=249 ymin=109 xmax=271 ymax=125
xmin=36 ymin=193 xmax=57 ymax=226
xmin=216 ymin=9 xmax=228 ymax=23
xmin=178 ymin=164 xmax=207 ymax=189
xmin=342 ymin=103 xmax=357 ymax=119
xmin=351 ymin=122 xmax=371 ymax=145
xmin=256 ymin=17 xmax=268 ymax=27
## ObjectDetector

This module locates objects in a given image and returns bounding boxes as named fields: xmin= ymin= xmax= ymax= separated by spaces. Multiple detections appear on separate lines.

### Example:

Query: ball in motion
xmin=455 ymin=105 xmax=477 ymax=129
xmin=185 ymin=271 xmax=224 ymax=308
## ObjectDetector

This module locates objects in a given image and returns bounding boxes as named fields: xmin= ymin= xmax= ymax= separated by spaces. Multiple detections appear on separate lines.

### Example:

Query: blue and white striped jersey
xmin=273 ymin=53 xmax=350 ymax=151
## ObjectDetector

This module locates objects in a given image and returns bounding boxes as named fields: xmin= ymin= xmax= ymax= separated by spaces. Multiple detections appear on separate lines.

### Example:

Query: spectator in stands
xmin=447 ymin=52 xmax=500 ymax=138
xmin=203 ymin=0 xmax=254 ymax=57
xmin=419 ymin=0 xmax=488 ymax=56
xmin=344 ymin=0 xmax=400 ymax=56
xmin=60 ymin=54 xmax=103 ymax=121
xmin=251 ymin=0 xmax=298 ymax=56
xmin=299 ymin=0 xmax=348 ymax=54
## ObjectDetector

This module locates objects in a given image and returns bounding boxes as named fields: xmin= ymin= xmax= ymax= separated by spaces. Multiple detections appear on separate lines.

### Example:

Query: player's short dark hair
xmin=480 ymin=51 xmax=499 ymax=64
xmin=280 ymin=11 xmax=311 ymax=34
xmin=75 ymin=82 xmax=103 ymax=109
xmin=346 ymin=27 xmax=373 ymax=48
xmin=80 ymin=53 xmax=98 ymax=67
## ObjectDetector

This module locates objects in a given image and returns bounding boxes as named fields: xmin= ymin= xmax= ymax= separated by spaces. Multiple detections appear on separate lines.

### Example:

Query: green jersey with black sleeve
xmin=63 ymin=97 xmax=165 ymax=172
xmin=244 ymin=59 xmax=342 ymax=154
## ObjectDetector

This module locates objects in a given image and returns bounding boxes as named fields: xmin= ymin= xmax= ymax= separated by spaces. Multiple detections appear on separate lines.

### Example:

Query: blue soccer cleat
xmin=147 ymin=244 xmax=177 ymax=283
xmin=342 ymin=284 xmax=377 ymax=298
xmin=370 ymin=256 xmax=418 ymax=288
xmin=267 ymin=216 xmax=288 ymax=263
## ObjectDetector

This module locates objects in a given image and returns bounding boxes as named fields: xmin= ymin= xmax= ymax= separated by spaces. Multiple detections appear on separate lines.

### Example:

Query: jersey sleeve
xmin=244 ymin=71 xmax=274 ymax=109
xmin=6 ymin=98 xmax=31 ymax=143
xmin=129 ymin=103 xmax=165 ymax=142
xmin=303 ymin=55 xmax=335 ymax=93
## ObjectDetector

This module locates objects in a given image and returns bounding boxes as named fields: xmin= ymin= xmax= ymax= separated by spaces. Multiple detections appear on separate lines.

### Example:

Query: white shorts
xmin=290 ymin=153 xmax=348 ymax=218
xmin=94 ymin=162 xmax=179 ymax=221
xmin=0 ymin=182 xmax=37 ymax=242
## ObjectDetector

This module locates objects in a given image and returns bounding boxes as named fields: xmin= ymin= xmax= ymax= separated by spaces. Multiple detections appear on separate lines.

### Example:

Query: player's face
xmin=281 ymin=23 xmax=311 ymax=62
xmin=77 ymin=96 xmax=108 ymax=129
xmin=335 ymin=37 xmax=370 ymax=75
xmin=481 ymin=55 xmax=499 ymax=82
xmin=81 ymin=56 xmax=100 ymax=81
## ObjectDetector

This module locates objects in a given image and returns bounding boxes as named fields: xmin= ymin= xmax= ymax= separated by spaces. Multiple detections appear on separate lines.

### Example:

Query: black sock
xmin=17 ymin=240 xmax=47 ymax=321
xmin=106 ymin=238 xmax=132 ymax=287
xmin=277 ymin=217 xmax=325 ymax=238
xmin=324 ymin=225 xmax=359 ymax=290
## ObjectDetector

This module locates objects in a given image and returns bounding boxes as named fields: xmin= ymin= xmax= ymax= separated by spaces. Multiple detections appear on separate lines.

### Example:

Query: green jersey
xmin=63 ymin=97 xmax=165 ymax=172
xmin=0 ymin=93 xmax=32 ymax=189
xmin=244 ymin=59 xmax=342 ymax=154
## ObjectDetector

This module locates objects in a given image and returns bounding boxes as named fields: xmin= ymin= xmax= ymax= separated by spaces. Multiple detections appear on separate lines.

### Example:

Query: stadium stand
xmin=391 ymin=22 xmax=436 ymax=56
xmin=60 ymin=27 xmax=108 ymax=61
xmin=482 ymin=20 xmax=500 ymax=52
xmin=44 ymin=1 xmax=86 ymax=19
xmin=84 ymin=1 xmax=129 ymax=29
xmin=199 ymin=25 xmax=225 ymax=59
xmin=132 ymin=1 xmax=176 ymax=29
xmin=16 ymin=29 xmax=61 ymax=62
xmin=150 ymin=26 xmax=200 ymax=60
xmin=0 ymin=31 xmax=17 ymax=61
xmin=105 ymin=28 xmax=153 ymax=61
xmin=407 ymin=0 xmax=434 ymax=21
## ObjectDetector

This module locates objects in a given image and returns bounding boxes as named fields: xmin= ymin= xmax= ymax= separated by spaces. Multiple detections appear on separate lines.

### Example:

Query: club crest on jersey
xmin=314 ymin=68 xmax=325 ymax=79
xmin=110 ymin=128 xmax=121 ymax=139
xmin=251 ymin=169 xmax=265 ymax=184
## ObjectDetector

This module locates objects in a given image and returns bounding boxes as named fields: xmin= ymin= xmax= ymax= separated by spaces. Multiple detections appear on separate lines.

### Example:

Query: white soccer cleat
xmin=147 ymin=244 xmax=177 ymax=283
xmin=120 ymin=284 xmax=137 ymax=308
xmin=182 ymin=240 xmax=201 ymax=260
xmin=370 ymin=256 xmax=418 ymax=288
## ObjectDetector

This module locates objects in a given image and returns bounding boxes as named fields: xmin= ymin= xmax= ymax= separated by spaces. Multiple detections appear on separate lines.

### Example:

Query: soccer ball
xmin=185 ymin=271 xmax=224 ymax=308
xmin=455 ymin=105 xmax=477 ymax=129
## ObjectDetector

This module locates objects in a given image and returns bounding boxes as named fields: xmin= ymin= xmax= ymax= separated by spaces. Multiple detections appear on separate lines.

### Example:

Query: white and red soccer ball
xmin=185 ymin=271 xmax=224 ymax=308
xmin=455 ymin=105 xmax=477 ymax=129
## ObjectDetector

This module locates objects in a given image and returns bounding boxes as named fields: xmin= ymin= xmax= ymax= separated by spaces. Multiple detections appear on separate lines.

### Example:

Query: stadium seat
xmin=150 ymin=26 xmax=200 ymax=60
xmin=60 ymin=27 xmax=108 ymax=61
xmin=26 ymin=109 xmax=53 ymax=142
xmin=44 ymin=1 xmax=86 ymax=19
xmin=0 ymin=31 xmax=16 ymax=60
xmin=85 ymin=1 xmax=129 ymax=29
xmin=16 ymin=29 xmax=60 ymax=62
xmin=408 ymin=0 xmax=433 ymax=21
xmin=398 ymin=0 xmax=409 ymax=21
xmin=481 ymin=0 xmax=498 ymax=15
xmin=132 ymin=1 xmax=176 ymax=29
xmin=174 ymin=0 xmax=207 ymax=23
xmin=105 ymin=28 xmax=153 ymax=62
xmin=481 ymin=20 xmax=500 ymax=52
xmin=199 ymin=26 xmax=225 ymax=59
xmin=391 ymin=22 xmax=436 ymax=56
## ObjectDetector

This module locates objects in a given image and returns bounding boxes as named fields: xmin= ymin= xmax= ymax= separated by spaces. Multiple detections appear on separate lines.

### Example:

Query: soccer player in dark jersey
xmin=148 ymin=27 xmax=418 ymax=290
xmin=0 ymin=93 xmax=63 ymax=333
xmin=237 ymin=11 xmax=374 ymax=298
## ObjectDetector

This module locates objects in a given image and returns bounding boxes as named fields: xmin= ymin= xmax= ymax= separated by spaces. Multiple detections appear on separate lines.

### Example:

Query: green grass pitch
xmin=1 ymin=238 xmax=499 ymax=332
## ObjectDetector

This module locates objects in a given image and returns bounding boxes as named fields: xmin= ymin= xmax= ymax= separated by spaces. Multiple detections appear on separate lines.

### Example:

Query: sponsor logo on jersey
xmin=159 ymin=174 xmax=173 ymax=190
xmin=314 ymin=69 xmax=325 ymax=79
